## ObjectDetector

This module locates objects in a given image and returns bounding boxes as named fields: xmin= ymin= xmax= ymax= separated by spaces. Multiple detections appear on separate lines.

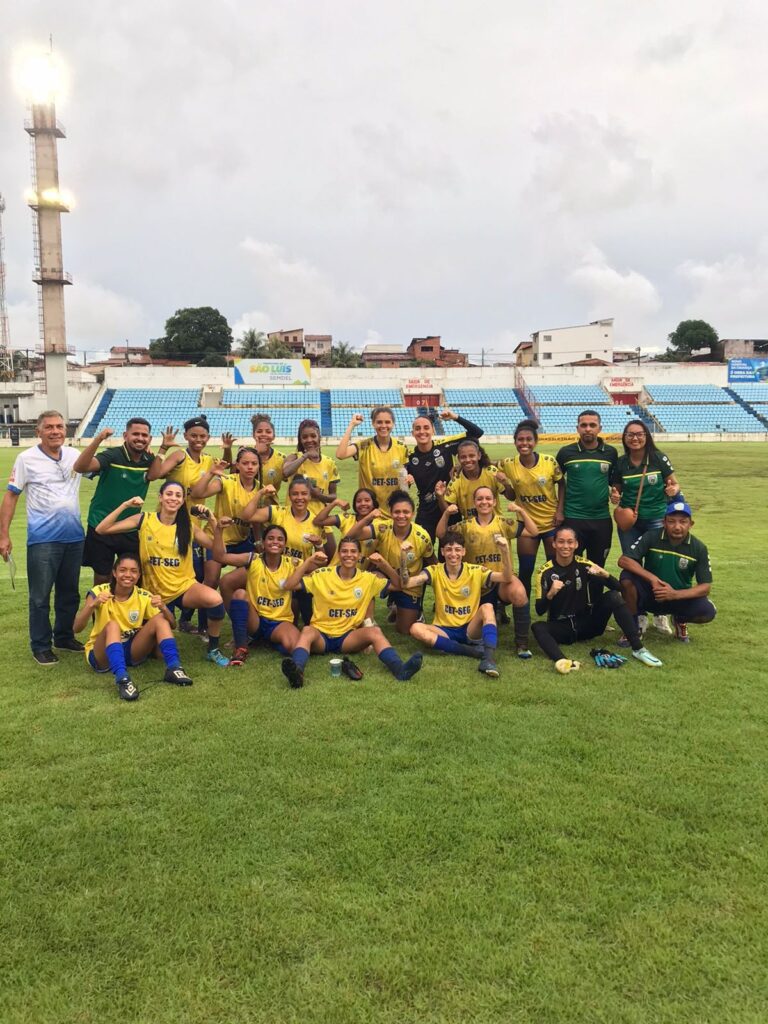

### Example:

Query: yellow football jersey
xmin=259 ymin=448 xmax=285 ymax=505
xmin=424 ymin=562 xmax=492 ymax=627
xmin=138 ymin=512 xmax=196 ymax=602
xmin=330 ymin=512 xmax=379 ymax=571
xmin=245 ymin=553 xmax=295 ymax=624
xmin=303 ymin=566 xmax=388 ymax=636
xmin=265 ymin=506 xmax=320 ymax=563
xmin=288 ymin=454 xmax=340 ymax=517
xmin=497 ymin=453 xmax=562 ymax=531
xmin=444 ymin=465 xmax=504 ymax=519
xmin=355 ymin=436 xmax=409 ymax=515
xmin=84 ymin=583 xmax=159 ymax=656
xmin=370 ymin=520 xmax=433 ymax=597
xmin=453 ymin=515 xmax=521 ymax=567
xmin=214 ymin=474 xmax=259 ymax=545
xmin=167 ymin=450 xmax=215 ymax=509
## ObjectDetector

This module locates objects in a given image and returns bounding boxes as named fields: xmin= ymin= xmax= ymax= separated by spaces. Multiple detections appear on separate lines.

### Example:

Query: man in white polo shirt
xmin=0 ymin=410 xmax=85 ymax=665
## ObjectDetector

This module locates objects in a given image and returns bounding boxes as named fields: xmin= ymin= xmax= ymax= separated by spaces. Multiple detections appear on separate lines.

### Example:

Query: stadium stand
xmin=649 ymin=405 xmax=764 ymax=433
xmin=645 ymin=384 xmax=729 ymax=403
xmin=534 ymin=405 xmax=641 ymax=433
xmin=729 ymin=384 xmax=768 ymax=405
xmin=80 ymin=379 xmax=768 ymax=440
xmin=528 ymin=384 xmax=610 ymax=405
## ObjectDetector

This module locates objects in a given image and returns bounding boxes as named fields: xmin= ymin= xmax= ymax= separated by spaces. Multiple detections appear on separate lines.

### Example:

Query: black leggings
xmin=531 ymin=591 xmax=640 ymax=662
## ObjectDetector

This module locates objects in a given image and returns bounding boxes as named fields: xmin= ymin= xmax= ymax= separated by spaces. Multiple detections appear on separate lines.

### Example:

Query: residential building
xmin=530 ymin=318 xmax=614 ymax=367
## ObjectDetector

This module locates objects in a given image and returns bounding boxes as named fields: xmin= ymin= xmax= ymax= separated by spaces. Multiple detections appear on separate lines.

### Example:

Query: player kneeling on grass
xmin=279 ymin=538 xmax=423 ymax=688
xmin=95 ymin=483 xmax=230 ymax=666
xmin=73 ymin=553 xmax=192 ymax=702
xmin=617 ymin=500 xmax=715 ymax=645
xmin=399 ymin=531 xmax=512 ymax=678
xmin=532 ymin=525 xmax=662 ymax=674
xmin=212 ymin=519 xmax=305 ymax=665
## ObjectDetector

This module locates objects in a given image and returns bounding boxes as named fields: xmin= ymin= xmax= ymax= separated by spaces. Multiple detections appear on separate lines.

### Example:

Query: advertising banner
xmin=233 ymin=359 xmax=311 ymax=386
xmin=727 ymin=358 xmax=768 ymax=383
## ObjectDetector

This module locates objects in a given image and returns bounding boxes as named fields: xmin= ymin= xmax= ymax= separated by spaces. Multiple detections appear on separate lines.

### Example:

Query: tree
xmin=666 ymin=319 xmax=719 ymax=360
xmin=323 ymin=340 xmax=362 ymax=368
xmin=263 ymin=336 xmax=293 ymax=359
xmin=149 ymin=307 xmax=232 ymax=364
xmin=236 ymin=329 xmax=268 ymax=359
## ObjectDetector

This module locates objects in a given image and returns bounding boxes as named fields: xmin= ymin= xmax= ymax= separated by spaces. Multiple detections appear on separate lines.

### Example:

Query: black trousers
xmin=532 ymin=591 xmax=640 ymax=662
xmin=563 ymin=516 xmax=613 ymax=566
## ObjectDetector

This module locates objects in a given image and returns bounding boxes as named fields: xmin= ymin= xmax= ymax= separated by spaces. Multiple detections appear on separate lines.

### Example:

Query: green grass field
xmin=1 ymin=442 xmax=767 ymax=1024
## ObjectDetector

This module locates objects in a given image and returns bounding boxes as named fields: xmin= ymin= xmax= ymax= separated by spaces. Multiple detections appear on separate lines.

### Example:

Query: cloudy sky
xmin=2 ymin=1 xmax=768 ymax=360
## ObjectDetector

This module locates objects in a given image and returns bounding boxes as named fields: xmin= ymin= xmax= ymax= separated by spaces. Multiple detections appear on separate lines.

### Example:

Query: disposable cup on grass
xmin=329 ymin=658 xmax=343 ymax=677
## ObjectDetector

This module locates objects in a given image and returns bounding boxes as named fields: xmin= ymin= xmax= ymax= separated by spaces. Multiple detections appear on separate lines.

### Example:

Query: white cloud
xmin=677 ymin=248 xmax=768 ymax=336
xmin=528 ymin=112 xmax=669 ymax=215
xmin=569 ymin=246 xmax=662 ymax=347
xmin=8 ymin=280 xmax=148 ymax=352
xmin=239 ymin=239 xmax=370 ymax=331
xmin=231 ymin=310 xmax=272 ymax=340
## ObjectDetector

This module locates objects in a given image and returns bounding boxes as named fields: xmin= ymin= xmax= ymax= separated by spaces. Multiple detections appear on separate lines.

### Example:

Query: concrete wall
xmin=102 ymin=361 xmax=730 ymax=391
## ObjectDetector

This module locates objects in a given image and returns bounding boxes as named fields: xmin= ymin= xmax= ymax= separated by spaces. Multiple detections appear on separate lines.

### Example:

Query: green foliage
xmin=324 ymin=341 xmax=362 ymax=368
xmin=263 ymin=336 xmax=293 ymax=359
xmin=150 ymin=307 xmax=233 ymax=364
xmin=666 ymin=319 xmax=720 ymax=359
xmin=2 ymin=443 xmax=767 ymax=1023
xmin=237 ymin=329 xmax=268 ymax=359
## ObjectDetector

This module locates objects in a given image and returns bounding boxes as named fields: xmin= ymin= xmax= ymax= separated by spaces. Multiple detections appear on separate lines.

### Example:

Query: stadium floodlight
xmin=13 ymin=47 xmax=67 ymax=104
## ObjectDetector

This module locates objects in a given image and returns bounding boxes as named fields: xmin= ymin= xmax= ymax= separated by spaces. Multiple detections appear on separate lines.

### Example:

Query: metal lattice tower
xmin=0 ymin=195 xmax=13 ymax=379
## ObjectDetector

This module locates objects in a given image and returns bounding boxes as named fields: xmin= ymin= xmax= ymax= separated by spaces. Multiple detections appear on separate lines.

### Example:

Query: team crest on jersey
xmin=678 ymin=557 xmax=688 ymax=570
xmin=647 ymin=473 xmax=658 ymax=486
xmin=575 ymin=576 xmax=582 ymax=591
xmin=551 ymin=573 xmax=560 ymax=581
xmin=434 ymin=452 xmax=445 ymax=467
xmin=354 ymin=587 xmax=363 ymax=599
xmin=268 ymin=469 xmax=276 ymax=479
xmin=411 ymin=456 xmax=419 ymax=466
xmin=461 ymin=585 xmax=470 ymax=597
xmin=392 ymin=459 xmax=401 ymax=469
xmin=538 ymin=476 xmax=547 ymax=486
xmin=128 ymin=610 xmax=139 ymax=623
xmin=600 ymin=463 xmax=608 ymax=473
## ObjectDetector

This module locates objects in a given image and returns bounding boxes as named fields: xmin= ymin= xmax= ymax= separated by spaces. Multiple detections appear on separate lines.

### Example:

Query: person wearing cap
xmin=617 ymin=501 xmax=715 ymax=644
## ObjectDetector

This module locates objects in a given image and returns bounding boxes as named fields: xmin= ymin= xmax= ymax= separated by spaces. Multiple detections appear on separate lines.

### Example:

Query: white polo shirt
xmin=7 ymin=444 xmax=84 ymax=545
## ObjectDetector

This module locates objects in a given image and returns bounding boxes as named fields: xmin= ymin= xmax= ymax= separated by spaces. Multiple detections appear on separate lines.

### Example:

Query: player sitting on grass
xmin=73 ymin=552 xmax=192 ymax=702
xmin=396 ymin=531 xmax=513 ymax=678
xmin=212 ymin=519 xmax=306 ymax=666
xmin=531 ymin=525 xmax=662 ymax=674
xmin=617 ymin=500 xmax=715 ymax=644
xmin=95 ymin=484 xmax=230 ymax=666
xmin=278 ymin=537 xmax=423 ymax=689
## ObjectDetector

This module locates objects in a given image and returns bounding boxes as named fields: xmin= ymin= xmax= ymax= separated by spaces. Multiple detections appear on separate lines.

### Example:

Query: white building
xmin=530 ymin=318 xmax=614 ymax=367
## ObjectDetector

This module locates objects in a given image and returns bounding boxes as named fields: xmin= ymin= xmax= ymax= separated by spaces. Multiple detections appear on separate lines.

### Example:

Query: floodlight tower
xmin=22 ymin=49 xmax=72 ymax=418
xmin=0 ymin=195 xmax=13 ymax=380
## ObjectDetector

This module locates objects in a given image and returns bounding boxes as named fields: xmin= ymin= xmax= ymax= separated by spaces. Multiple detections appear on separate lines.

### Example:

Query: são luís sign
xmin=233 ymin=359 xmax=312 ymax=386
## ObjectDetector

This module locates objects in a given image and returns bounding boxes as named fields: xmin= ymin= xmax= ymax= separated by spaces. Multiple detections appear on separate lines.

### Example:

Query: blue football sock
xmin=158 ymin=637 xmax=181 ymax=670
xmin=433 ymin=634 xmax=481 ymax=658
xmin=293 ymin=648 xmax=310 ymax=671
xmin=378 ymin=647 xmax=403 ymax=675
xmin=482 ymin=624 xmax=498 ymax=652
xmin=198 ymin=609 xmax=208 ymax=633
xmin=229 ymin=599 xmax=249 ymax=648
xmin=106 ymin=641 xmax=127 ymax=680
